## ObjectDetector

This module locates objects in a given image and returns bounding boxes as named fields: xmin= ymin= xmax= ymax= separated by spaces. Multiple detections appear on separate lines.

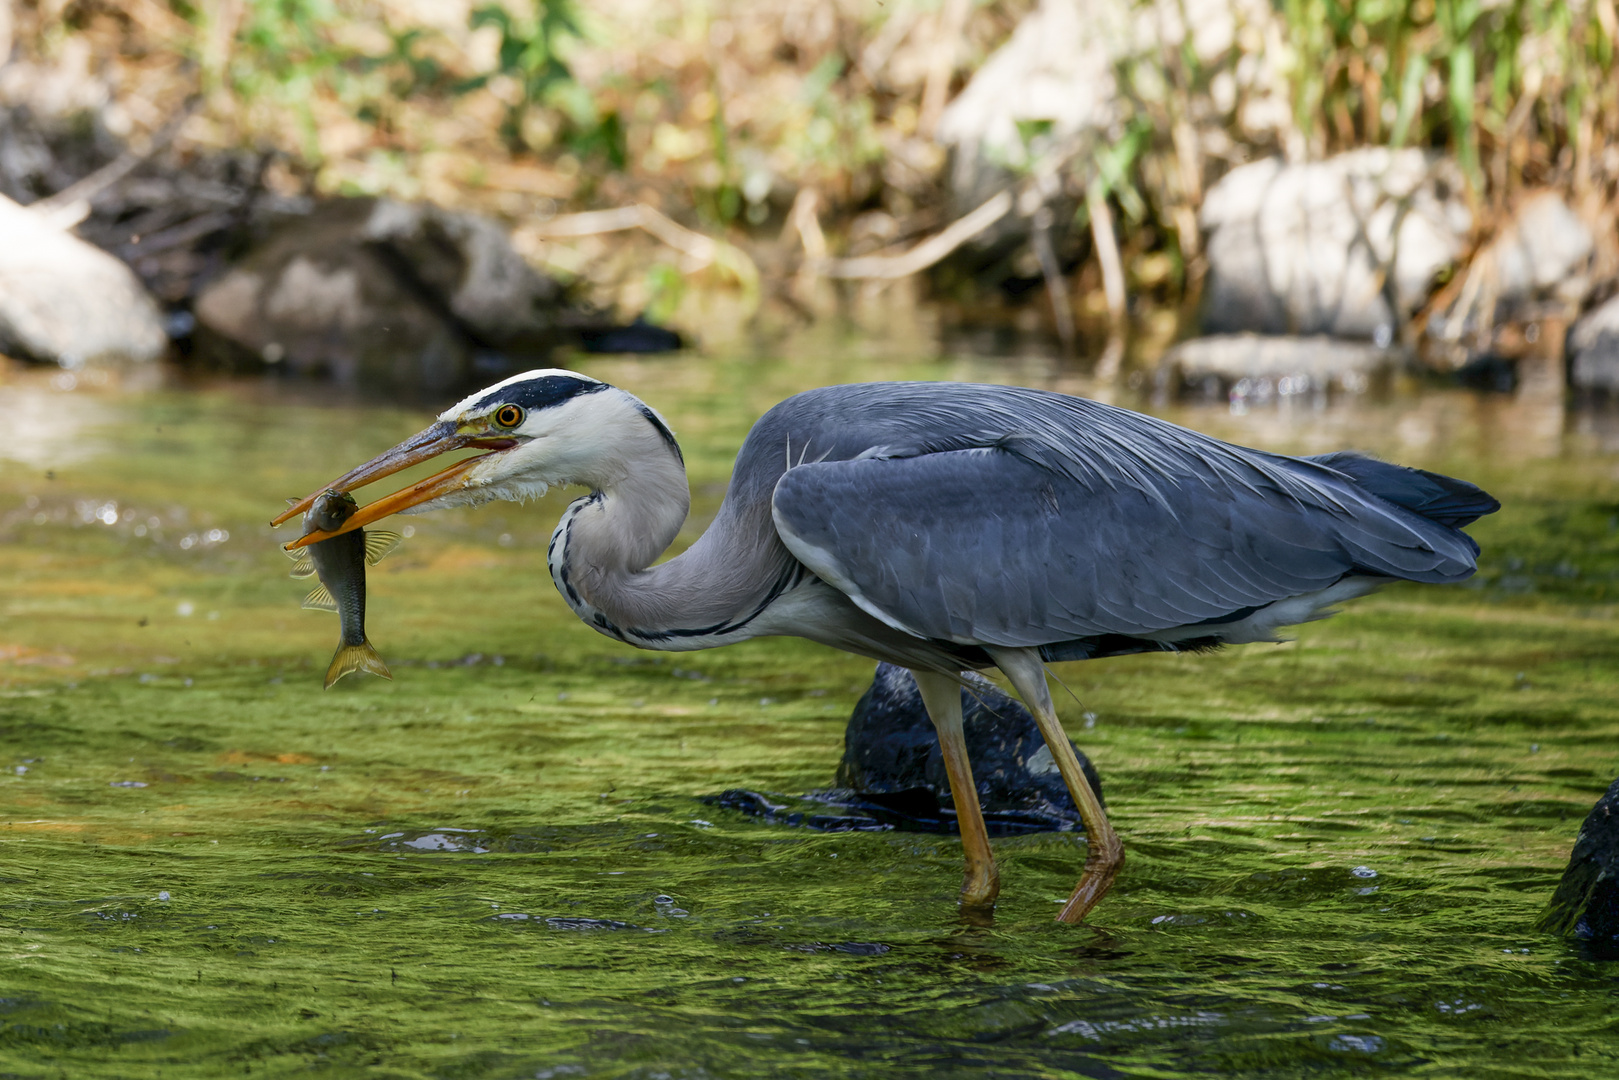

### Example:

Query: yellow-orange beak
xmin=274 ymin=421 xmax=519 ymax=550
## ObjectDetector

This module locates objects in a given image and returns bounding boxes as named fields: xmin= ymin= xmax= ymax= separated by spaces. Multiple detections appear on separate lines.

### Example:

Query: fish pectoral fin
xmin=287 ymin=550 xmax=315 ymax=578
xmin=302 ymin=584 xmax=338 ymax=612
xmin=363 ymin=531 xmax=403 ymax=566
xmin=325 ymin=640 xmax=392 ymax=689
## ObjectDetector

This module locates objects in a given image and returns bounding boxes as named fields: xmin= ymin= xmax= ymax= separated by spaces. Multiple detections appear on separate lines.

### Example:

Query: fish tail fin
xmin=324 ymin=640 xmax=392 ymax=689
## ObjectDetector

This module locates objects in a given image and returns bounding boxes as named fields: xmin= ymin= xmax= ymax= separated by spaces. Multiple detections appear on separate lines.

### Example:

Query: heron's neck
xmin=549 ymin=422 xmax=795 ymax=648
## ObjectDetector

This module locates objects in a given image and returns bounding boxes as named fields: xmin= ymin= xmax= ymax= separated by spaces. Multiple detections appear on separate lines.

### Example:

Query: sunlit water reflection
xmin=1 ymin=331 xmax=1618 ymax=1078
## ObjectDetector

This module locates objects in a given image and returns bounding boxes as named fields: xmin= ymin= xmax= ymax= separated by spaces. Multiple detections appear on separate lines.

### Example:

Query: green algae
xmin=3 ymin=342 xmax=1619 ymax=1079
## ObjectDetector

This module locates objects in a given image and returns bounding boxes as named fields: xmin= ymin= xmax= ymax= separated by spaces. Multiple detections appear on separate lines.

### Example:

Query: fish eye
xmin=493 ymin=404 xmax=525 ymax=428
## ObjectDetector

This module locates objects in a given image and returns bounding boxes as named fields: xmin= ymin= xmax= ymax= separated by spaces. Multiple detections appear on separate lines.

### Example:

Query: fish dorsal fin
xmin=302 ymin=584 xmax=337 ymax=612
xmin=286 ymin=549 xmax=315 ymax=578
xmin=364 ymin=531 xmax=402 ymax=566
xmin=286 ymin=497 xmax=300 ymax=506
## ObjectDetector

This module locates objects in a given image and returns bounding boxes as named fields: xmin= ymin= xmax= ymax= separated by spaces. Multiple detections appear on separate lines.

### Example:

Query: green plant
xmin=1281 ymin=0 xmax=1617 ymax=198
xmin=467 ymin=2 xmax=625 ymax=167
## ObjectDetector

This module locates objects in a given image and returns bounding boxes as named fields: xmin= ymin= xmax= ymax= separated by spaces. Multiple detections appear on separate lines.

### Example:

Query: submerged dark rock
xmin=705 ymin=664 xmax=1101 ymax=836
xmin=1538 ymin=777 xmax=1619 ymax=954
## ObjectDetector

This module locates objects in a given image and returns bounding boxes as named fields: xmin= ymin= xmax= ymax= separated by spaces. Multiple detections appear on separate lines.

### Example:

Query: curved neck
xmin=550 ymin=421 xmax=795 ymax=647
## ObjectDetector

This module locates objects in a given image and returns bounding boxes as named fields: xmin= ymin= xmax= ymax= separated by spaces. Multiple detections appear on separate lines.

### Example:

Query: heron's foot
xmin=959 ymin=857 xmax=1001 ymax=910
xmin=1055 ymin=836 xmax=1124 ymax=924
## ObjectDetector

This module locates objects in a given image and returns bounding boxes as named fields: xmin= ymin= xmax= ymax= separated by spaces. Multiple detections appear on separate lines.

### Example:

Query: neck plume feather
xmin=558 ymin=398 xmax=795 ymax=640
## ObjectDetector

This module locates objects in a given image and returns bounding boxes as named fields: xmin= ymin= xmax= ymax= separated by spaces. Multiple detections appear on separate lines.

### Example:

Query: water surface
xmin=2 ymin=336 xmax=1618 ymax=1078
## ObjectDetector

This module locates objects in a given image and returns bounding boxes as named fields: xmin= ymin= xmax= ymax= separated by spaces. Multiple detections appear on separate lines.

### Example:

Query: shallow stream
xmin=3 ymin=331 xmax=1619 ymax=1078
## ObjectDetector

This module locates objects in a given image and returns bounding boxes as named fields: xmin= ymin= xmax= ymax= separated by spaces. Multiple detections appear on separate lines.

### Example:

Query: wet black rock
xmin=1538 ymin=777 xmax=1619 ymax=954
xmin=704 ymin=664 xmax=1101 ymax=836
xmin=839 ymin=663 xmax=1101 ymax=816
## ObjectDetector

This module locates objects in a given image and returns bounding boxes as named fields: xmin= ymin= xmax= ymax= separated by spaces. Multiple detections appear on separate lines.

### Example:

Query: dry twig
xmin=532 ymin=203 xmax=759 ymax=298
xmin=811 ymin=190 xmax=1013 ymax=280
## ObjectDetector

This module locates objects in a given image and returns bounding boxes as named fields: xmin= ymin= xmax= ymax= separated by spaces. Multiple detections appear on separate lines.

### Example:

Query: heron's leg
xmin=911 ymin=669 xmax=1000 ymax=909
xmin=989 ymin=647 xmax=1123 ymax=924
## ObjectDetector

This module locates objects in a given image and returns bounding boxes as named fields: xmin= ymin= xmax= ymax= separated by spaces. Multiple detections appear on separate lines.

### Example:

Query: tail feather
xmin=1306 ymin=451 xmax=1500 ymax=528
xmin=325 ymin=640 xmax=392 ymax=689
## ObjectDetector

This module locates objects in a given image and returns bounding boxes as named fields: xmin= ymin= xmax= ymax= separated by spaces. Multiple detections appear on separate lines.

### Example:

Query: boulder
xmin=936 ymin=0 xmax=1292 ymax=210
xmin=1568 ymin=294 xmax=1619 ymax=394
xmin=1538 ymin=777 xmax=1619 ymax=955
xmin=1485 ymin=192 xmax=1594 ymax=311
xmin=0 ymin=193 xmax=166 ymax=365
xmin=935 ymin=0 xmax=1123 ymax=211
xmin=1427 ymin=192 xmax=1596 ymax=368
xmin=1200 ymin=149 xmax=1471 ymax=340
xmin=192 ymin=198 xmax=567 ymax=394
xmin=836 ymin=663 xmax=1101 ymax=824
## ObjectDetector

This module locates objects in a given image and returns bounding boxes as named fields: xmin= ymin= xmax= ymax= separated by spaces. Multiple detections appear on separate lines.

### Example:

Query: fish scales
xmin=296 ymin=490 xmax=397 ymax=688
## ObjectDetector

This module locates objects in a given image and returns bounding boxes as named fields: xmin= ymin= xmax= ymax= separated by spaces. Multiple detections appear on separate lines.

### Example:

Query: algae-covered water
xmin=3 ymin=337 xmax=1619 ymax=1078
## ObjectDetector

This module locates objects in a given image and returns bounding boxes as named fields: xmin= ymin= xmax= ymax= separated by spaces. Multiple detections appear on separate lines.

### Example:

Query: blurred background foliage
xmin=1 ymin=0 xmax=1615 ymax=317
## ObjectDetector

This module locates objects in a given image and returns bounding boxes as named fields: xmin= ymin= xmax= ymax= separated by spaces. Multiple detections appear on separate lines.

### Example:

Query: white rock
xmin=1165 ymin=333 xmax=1395 ymax=383
xmin=0 ymin=194 xmax=166 ymax=365
xmin=1569 ymin=294 xmax=1619 ymax=393
xmin=1200 ymin=149 xmax=1471 ymax=339
xmin=936 ymin=0 xmax=1293 ymax=205
xmin=936 ymin=0 xmax=1124 ymax=181
xmin=1494 ymin=193 xmax=1594 ymax=301
xmin=1470 ymin=192 xmax=1595 ymax=311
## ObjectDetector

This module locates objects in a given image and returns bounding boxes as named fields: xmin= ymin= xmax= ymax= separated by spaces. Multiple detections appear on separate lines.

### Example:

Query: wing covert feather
xmin=771 ymin=445 xmax=1479 ymax=647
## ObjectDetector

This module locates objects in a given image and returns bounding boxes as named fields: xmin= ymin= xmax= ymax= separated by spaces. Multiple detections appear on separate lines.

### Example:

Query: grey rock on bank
xmin=193 ymin=198 xmax=565 ymax=394
xmin=1568 ymin=294 xmax=1619 ymax=393
xmin=0 ymin=194 xmax=166 ymax=365
xmin=1200 ymin=149 xmax=1471 ymax=340
xmin=1538 ymin=776 xmax=1619 ymax=954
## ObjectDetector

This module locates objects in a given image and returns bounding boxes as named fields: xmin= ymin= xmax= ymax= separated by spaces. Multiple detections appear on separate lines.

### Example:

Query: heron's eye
xmin=493 ymin=404 xmax=525 ymax=428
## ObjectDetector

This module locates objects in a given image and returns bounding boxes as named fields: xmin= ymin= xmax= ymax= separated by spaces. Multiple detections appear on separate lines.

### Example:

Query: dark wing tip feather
xmin=1306 ymin=452 xmax=1500 ymax=528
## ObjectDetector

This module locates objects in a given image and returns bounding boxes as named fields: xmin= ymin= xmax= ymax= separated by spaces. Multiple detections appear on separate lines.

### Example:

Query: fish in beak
xmin=274 ymin=421 xmax=519 ymax=550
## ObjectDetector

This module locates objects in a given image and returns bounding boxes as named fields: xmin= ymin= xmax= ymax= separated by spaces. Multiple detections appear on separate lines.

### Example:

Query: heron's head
xmin=275 ymin=369 xmax=681 ymax=549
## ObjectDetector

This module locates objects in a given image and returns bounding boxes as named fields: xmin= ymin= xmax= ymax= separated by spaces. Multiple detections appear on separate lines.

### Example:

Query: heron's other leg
xmin=911 ymin=669 xmax=1000 ymax=909
xmin=989 ymin=647 xmax=1122 ymax=924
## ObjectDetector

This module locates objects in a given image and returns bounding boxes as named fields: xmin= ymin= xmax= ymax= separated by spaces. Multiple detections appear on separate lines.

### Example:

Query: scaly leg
xmin=912 ymin=668 xmax=1000 ymax=909
xmin=990 ymin=647 xmax=1122 ymax=923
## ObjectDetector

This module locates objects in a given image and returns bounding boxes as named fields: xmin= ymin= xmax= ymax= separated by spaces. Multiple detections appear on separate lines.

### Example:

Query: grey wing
xmin=770 ymin=447 xmax=1480 ymax=647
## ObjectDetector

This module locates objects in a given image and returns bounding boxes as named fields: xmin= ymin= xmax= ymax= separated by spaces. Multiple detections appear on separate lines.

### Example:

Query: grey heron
xmin=276 ymin=369 xmax=1498 ymax=923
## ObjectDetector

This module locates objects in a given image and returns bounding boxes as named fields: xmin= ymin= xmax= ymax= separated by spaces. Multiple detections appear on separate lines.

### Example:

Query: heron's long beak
xmin=274 ymin=421 xmax=518 ymax=549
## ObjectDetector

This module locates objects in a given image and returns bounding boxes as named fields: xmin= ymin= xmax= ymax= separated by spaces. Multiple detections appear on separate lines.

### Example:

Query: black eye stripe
xmin=470 ymin=375 xmax=609 ymax=413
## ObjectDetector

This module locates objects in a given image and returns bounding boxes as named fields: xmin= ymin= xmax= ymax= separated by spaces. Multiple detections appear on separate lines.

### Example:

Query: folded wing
xmin=770 ymin=442 xmax=1484 ymax=647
